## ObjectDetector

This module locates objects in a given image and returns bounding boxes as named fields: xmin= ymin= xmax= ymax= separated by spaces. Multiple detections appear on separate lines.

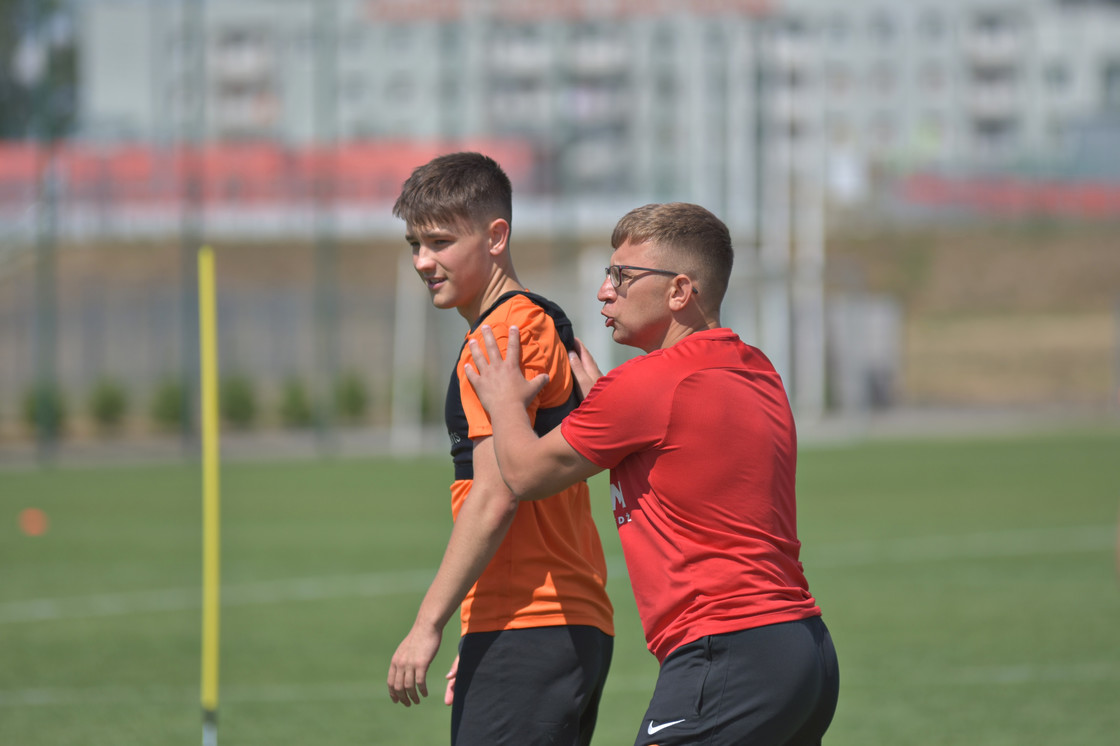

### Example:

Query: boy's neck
xmin=460 ymin=272 xmax=524 ymax=324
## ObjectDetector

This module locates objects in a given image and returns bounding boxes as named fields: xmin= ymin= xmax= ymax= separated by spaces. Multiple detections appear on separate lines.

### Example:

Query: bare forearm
xmin=412 ymin=482 xmax=517 ymax=630
xmin=388 ymin=438 xmax=516 ymax=706
xmin=487 ymin=400 xmax=591 ymax=501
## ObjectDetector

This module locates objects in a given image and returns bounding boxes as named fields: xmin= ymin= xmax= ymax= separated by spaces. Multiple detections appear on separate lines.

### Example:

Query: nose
xmin=597 ymin=276 xmax=616 ymax=302
xmin=413 ymin=245 xmax=435 ymax=273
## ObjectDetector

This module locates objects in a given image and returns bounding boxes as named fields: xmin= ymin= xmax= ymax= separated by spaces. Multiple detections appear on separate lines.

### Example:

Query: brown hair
xmin=393 ymin=152 xmax=512 ymax=232
xmin=611 ymin=202 xmax=734 ymax=306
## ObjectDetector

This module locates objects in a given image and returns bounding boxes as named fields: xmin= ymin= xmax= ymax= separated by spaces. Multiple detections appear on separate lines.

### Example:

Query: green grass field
xmin=3 ymin=424 xmax=1119 ymax=745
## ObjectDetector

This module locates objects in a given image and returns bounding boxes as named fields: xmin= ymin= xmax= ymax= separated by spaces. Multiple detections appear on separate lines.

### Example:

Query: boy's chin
xmin=427 ymin=289 xmax=457 ymax=309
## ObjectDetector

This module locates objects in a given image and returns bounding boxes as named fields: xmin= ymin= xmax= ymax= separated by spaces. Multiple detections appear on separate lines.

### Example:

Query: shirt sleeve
xmin=561 ymin=356 xmax=668 ymax=469
xmin=460 ymin=302 xmax=572 ymax=441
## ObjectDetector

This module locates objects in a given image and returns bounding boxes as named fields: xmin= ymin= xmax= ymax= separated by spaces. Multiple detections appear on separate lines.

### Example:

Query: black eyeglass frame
xmin=605 ymin=265 xmax=699 ymax=294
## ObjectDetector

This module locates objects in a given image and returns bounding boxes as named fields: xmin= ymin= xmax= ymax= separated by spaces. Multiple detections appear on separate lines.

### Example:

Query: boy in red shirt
xmin=466 ymin=202 xmax=839 ymax=745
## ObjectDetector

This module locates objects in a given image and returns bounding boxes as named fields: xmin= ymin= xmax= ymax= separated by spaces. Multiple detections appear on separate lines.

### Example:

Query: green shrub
xmin=22 ymin=382 xmax=67 ymax=435
xmin=279 ymin=377 xmax=314 ymax=428
xmin=88 ymin=377 xmax=129 ymax=431
xmin=220 ymin=374 xmax=256 ymax=429
xmin=150 ymin=377 xmax=187 ymax=431
xmin=334 ymin=372 xmax=368 ymax=422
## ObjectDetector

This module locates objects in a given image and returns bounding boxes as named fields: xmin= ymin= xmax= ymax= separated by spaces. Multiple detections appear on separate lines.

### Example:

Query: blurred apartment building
xmin=67 ymin=0 xmax=1120 ymax=225
xmin=8 ymin=0 xmax=1118 ymax=433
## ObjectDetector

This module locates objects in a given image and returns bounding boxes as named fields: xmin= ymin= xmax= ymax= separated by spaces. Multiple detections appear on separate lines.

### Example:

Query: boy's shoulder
xmin=475 ymin=290 xmax=572 ymax=335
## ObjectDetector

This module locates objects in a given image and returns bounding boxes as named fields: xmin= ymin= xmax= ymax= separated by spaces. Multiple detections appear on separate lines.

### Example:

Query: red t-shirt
xmin=561 ymin=329 xmax=820 ymax=662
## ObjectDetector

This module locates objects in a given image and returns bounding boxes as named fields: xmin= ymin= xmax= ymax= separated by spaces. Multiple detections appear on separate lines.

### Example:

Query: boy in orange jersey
xmin=386 ymin=152 xmax=614 ymax=746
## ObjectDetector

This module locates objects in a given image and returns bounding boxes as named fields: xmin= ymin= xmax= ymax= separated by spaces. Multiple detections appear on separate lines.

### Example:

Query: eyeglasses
xmin=605 ymin=265 xmax=698 ymax=293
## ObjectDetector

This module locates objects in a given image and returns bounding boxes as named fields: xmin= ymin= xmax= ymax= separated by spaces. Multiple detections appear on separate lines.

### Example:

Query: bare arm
xmin=386 ymin=436 xmax=517 ymax=707
xmin=465 ymin=325 xmax=602 ymax=500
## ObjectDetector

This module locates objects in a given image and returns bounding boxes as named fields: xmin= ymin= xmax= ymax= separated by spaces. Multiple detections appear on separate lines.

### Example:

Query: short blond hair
xmin=611 ymin=202 xmax=733 ymax=306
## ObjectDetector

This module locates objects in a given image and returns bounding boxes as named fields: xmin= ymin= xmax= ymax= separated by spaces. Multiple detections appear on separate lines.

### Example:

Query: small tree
xmin=88 ymin=377 xmax=128 ymax=432
xmin=334 ymin=372 xmax=368 ymax=423
xmin=150 ymin=377 xmax=186 ymax=432
xmin=22 ymin=382 xmax=67 ymax=435
xmin=220 ymin=374 xmax=256 ymax=429
xmin=279 ymin=377 xmax=314 ymax=428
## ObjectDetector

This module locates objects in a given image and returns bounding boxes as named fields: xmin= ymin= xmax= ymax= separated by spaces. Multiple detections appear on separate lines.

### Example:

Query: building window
xmin=342 ymin=27 xmax=364 ymax=52
xmin=344 ymin=73 xmax=366 ymax=104
xmin=917 ymin=10 xmax=946 ymax=40
xmin=440 ymin=77 xmax=460 ymax=102
xmin=973 ymin=65 xmax=1017 ymax=86
xmin=656 ymin=72 xmax=676 ymax=99
xmin=870 ymin=10 xmax=896 ymax=44
xmin=782 ymin=17 xmax=807 ymax=40
xmin=1045 ymin=63 xmax=1070 ymax=93
xmin=921 ymin=62 xmax=947 ymax=92
xmin=387 ymin=25 xmax=414 ymax=54
xmin=1047 ymin=117 xmax=1066 ymax=147
xmin=827 ymin=12 xmax=849 ymax=42
xmin=828 ymin=115 xmax=851 ymax=145
xmin=918 ymin=113 xmax=944 ymax=142
xmin=871 ymin=61 xmax=896 ymax=95
xmin=973 ymin=119 xmax=1017 ymax=154
xmin=827 ymin=64 xmax=851 ymax=95
xmin=651 ymin=23 xmax=675 ymax=52
xmin=873 ymin=113 xmax=896 ymax=145
xmin=291 ymin=28 xmax=314 ymax=52
xmin=1103 ymin=60 xmax=1120 ymax=109
xmin=386 ymin=73 xmax=414 ymax=104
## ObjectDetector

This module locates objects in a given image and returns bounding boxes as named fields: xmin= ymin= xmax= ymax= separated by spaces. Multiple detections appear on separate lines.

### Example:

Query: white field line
xmin=0 ymin=569 xmax=437 ymax=625
xmin=1 ymin=524 xmax=1114 ymax=626
xmin=607 ymin=661 xmax=1120 ymax=695
xmin=0 ymin=681 xmax=378 ymax=707
xmin=805 ymin=523 xmax=1115 ymax=568
xmin=3 ymin=662 xmax=1119 ymax=708
xmin=940 ymin=662 xmax=1120 ymax=686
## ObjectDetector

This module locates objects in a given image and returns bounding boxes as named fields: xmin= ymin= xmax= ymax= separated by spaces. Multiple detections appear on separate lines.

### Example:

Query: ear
xmin=666 ymin=274 xmax=697 ymax=311
xmin=487 ymin=218 xmax=511 ymax=257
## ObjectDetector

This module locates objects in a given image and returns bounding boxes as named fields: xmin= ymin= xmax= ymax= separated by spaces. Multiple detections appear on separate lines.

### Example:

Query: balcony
xmin=214 ymin=92 xmax=279 ymax=136
xmin=213 ymin=45 xmax=274 ymax=84
xmin=965 ymin=31 xmax=1023 ymax=68
xmin=567 ymin=40 xmax=629 ymax=77
xmin=968 ymin=83 xmax=1020 ymax=120
xmin=491 ymin=41 xmax=551 ymax=78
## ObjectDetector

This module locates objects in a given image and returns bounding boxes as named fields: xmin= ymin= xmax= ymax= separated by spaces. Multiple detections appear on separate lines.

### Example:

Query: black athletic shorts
xmin=452 ymin=625 xmax=614 ymax=746
xmin=635 ymin=616 xmax=839 ymax=746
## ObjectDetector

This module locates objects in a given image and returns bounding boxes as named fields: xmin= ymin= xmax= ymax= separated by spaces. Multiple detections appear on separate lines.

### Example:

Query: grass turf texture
xmin=2 ymin=425 xmax=1118 ymax=745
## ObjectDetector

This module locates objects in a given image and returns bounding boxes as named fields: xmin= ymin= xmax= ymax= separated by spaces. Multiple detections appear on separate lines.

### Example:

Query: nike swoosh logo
xmin=647 ymin=718 xmax=687 ymax=735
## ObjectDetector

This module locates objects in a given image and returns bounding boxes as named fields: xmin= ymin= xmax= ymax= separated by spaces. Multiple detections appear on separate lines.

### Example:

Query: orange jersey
xmin=447 ymin=291 xmax=614 ymax=637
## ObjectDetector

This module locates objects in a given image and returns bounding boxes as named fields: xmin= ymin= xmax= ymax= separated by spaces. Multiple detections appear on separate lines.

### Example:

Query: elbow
xmin=470 ymin=479 xmax=520 ymax=526
xmin=501 ymin=469 xmax=551 ymax=502
xmin=492 ymin=490 xmax=520 ymax=523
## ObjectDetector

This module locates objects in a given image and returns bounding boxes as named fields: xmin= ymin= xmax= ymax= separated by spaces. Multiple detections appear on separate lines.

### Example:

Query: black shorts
xmin=452 ymin=625 xmax=614 ymax=746
xmin=635 ymin=616 xmax=839 ymax=746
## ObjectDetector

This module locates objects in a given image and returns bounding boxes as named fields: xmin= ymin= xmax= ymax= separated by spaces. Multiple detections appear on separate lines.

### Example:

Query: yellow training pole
xmin=198 ymin=246 xmax=221 ymax=746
